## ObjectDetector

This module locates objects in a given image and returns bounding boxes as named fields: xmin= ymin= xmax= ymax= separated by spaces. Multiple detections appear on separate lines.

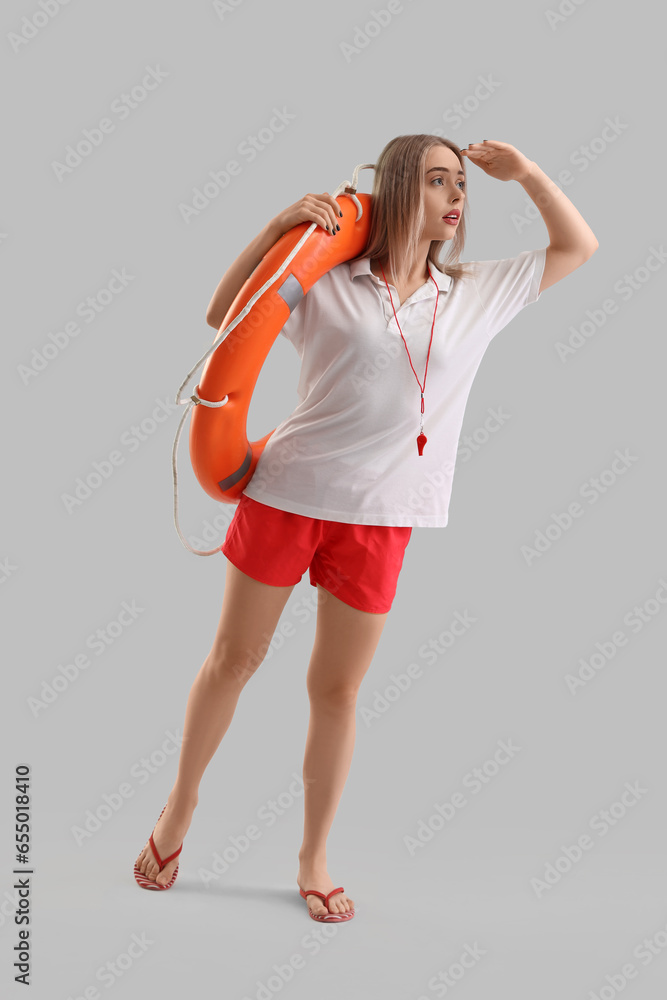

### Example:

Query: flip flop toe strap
xmin=148 ymin=833 xmax=183 ymax=871
xmin=301 ymin=887 xmax=345 ymax=908
xmin=323 ymin=887 xmax=345 ymax=906
xmin=301 ymin=889 xmax=326 ymax=902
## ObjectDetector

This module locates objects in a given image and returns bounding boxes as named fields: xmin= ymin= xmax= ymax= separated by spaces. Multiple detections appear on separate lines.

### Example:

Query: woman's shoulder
xmin=303 ymin=258 xmax=363 ymax=296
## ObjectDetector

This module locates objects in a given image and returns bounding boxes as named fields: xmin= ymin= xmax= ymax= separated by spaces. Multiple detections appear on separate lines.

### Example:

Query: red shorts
xmin=220 ymin=494 xmax=412 ymax=614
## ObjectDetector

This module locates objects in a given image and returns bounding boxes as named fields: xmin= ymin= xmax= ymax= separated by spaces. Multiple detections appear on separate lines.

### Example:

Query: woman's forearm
xmin=518 ymin=162 xmax=599 ymax=256
xmin=205 ymin=218 xmax=284 ymax=332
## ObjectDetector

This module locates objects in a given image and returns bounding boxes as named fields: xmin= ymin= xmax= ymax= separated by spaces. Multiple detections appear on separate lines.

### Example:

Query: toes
xmin=329 ymin=893 xmax=351 ymax=913
xmin=136 ymin=846 xmax=154 ymax=876
xmin=299 ymin=883 xmax=354 ymax=917
xmin=140 ymin=855 xmax=158 ymax=880
xmin=156 ymin=863 xmax=177 ymax=886
xmin=139 ymin=855 xmax=157 ymax=879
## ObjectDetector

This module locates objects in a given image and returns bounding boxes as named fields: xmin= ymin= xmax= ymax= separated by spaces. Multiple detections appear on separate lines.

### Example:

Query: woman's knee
xmin=204 ymin=642 xmax=265 ymax=691
xmin=306 ymin=680 xmax=360 ymax=710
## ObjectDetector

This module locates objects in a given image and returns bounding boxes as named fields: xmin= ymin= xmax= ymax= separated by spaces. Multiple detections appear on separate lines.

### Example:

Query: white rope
xmin=172 ymin=164 xmax=375 ymax=556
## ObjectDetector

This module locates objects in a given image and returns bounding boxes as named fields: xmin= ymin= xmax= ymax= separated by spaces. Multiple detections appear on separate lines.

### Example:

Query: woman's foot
xmin=296 ymin=858 xmax=354 ymax=917
xmin=134 ymin=793 xmax=197 ymax=887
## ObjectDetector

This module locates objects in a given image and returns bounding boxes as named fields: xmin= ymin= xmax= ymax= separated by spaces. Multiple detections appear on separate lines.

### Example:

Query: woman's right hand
xmin=270 ymin=192 xmax=343 ymax=239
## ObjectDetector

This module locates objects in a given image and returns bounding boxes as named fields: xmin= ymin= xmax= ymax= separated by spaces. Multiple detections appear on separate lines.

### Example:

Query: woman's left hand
xmin=460 ymin=140 xmax=534 ymax=182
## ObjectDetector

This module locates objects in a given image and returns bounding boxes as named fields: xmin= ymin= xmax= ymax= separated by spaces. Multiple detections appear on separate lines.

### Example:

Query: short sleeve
xmin=471 ymin=246 xmax=547 ymax=340
xmin=278 ymin=288 xmax=308 ymax=354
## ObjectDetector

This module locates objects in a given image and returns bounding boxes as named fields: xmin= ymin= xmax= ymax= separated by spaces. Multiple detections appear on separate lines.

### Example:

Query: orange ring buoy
xmin=189 ymin=192 xmax=372 ymax=503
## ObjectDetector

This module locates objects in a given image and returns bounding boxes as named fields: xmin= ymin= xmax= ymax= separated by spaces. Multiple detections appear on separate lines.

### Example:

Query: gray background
xmin=2 ymin=0 xmax=666 ymax=997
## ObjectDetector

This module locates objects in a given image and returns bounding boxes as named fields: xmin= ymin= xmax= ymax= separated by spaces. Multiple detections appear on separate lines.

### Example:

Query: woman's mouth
xmin=443 ymin=214 xmax=459 ymax=226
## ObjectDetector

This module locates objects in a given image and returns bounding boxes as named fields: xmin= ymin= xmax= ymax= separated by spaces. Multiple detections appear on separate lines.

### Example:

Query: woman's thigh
xmin=305 ymin=584 xmax=390 ymax=701
xmin=208 ymin=559 xmax=297 ymax=687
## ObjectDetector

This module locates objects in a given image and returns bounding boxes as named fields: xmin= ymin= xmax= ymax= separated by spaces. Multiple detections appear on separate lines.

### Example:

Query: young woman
xmin=133 ymin=135 xmax=598 ymax=921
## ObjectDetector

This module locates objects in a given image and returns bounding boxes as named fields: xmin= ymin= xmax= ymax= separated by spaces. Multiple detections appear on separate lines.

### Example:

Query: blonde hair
xmin=347 ymin=134 xmax=476 ymax=287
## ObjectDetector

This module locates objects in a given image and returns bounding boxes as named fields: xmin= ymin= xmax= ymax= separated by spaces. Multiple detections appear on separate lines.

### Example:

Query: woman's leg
xmin=135 ymin=559 xmax=297 ymax=886
xmin=296 ymin=585 xmax=390 ymax=916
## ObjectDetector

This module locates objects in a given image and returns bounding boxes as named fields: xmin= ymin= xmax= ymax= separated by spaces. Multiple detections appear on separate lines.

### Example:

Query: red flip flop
xmin=299 ymin=886 xmax=355 ymax=922
xmin=133 ymin=806 xmax=183 ymax=891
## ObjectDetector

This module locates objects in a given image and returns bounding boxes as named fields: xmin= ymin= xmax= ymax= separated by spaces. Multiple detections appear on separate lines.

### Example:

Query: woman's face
xmin=422 ymin=144 xmax=466 ymax=242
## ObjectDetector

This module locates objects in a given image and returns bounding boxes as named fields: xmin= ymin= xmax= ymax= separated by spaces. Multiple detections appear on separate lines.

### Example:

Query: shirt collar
xmin=349 ymin=256 xmax=453 ymax=294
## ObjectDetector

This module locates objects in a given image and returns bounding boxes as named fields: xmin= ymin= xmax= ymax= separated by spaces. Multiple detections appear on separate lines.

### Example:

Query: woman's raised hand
xmin=271 ymin=192 xmax=343 ymax=238
xmin=461 ymin=140 xmax=535 ymax=183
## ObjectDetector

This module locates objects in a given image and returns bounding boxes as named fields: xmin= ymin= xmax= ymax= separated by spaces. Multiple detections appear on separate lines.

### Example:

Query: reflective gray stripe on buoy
xmin=276 ymin=273 xmax=304 ymax=312
xmin=218 ymin=445 xmax=252 ymax=490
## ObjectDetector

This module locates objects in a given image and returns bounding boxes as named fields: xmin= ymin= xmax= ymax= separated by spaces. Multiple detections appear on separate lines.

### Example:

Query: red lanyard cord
xmin=380 ymin=263 xmax=440 ymax=455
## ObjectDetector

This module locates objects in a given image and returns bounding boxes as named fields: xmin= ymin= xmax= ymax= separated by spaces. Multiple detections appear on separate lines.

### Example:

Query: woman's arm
xmin=205 ymin=192 xmax=343 ymax=336
xmin=205 ymin=219 xmax=283 ymax=333
xmin=518 ymin=162 xmax=599 ymax=292
xmin=462 ymin=141 xmax=599 ymax=293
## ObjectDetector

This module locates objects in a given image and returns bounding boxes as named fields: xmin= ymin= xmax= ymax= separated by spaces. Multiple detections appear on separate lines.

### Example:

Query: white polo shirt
xmin=241 ymin=246 xmax=547 ymax=526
